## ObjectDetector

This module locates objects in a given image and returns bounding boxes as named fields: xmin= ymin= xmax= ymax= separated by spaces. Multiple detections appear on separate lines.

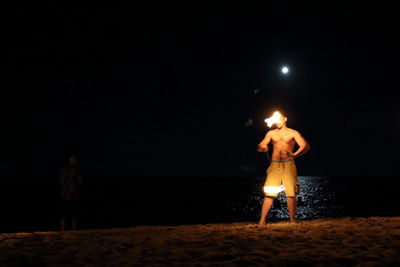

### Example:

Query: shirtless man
xmin=257 ymin=112 xmax=310 ymax=225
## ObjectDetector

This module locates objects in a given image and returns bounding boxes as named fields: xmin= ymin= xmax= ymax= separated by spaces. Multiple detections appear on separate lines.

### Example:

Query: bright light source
xmin=264 ymin=111 xmax=283 ymax=127
xmin=264 ymin=185 xmax=285 ymax=194
xmin=281 ymin=66 xmax=289 ymax=74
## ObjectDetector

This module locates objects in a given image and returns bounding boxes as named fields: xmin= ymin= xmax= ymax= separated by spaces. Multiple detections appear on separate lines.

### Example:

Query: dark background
xmin=1 ymin=2 xmax=399 ymax=178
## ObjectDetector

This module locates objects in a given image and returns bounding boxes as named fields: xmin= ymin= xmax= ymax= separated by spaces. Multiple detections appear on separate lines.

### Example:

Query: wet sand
xmin=1 ymin=217 xmax=400 ymax=266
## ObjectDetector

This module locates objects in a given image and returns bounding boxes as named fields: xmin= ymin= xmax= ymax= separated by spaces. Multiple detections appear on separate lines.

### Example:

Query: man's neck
xmin=277 ymin=125 xmax=287 ymax=131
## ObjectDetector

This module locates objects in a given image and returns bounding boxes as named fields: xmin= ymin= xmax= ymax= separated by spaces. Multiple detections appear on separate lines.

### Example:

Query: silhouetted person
xmin=59 ymin=155 xmax=82 ymax=231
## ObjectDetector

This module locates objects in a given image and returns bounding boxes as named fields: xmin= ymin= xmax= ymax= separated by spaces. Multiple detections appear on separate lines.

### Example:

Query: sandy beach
xmin=1 ymin=217 xmax=400 ymax=266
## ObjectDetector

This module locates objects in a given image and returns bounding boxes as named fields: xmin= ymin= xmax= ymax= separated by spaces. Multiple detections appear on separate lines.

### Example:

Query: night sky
xmin=1 ymin=3 xmax=399 ymax=177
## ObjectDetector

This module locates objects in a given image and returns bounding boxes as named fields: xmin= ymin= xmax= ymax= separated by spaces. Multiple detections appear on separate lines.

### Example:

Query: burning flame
xmin=263 ymin=185 xmax=286 ymax=194
xmin=264 ymin=111 xmax=283 ymax=127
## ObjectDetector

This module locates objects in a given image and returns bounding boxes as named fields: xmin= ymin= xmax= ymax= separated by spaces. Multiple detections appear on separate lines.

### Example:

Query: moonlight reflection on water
xmin=229 ymin=175 xmax=400 ymax=221
xmin=230 ymin=176 xmax=345 ymax=221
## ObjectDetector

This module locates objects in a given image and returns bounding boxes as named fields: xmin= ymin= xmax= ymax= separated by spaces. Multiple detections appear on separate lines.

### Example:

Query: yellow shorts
xmin=263 ymin=159 xmax=300 ymax=197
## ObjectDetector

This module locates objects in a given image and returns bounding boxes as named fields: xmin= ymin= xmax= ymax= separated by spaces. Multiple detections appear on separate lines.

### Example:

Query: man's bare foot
xmin=290 ymin=219 xmax=298 ymax=224
xmin=258 ymin=220 xmax=266 ymax=226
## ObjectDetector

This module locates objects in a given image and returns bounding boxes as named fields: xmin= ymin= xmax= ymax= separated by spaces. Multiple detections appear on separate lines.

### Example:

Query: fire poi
xmin=264 ymin=111 xmax=283 ymax=127
xmin=264 ymin=185 xmax=286 ymax=195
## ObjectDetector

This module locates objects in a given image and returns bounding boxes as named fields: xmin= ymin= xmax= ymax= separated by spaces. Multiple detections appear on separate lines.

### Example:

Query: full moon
xmin=281 ymin=66 xmax=289 ymax=74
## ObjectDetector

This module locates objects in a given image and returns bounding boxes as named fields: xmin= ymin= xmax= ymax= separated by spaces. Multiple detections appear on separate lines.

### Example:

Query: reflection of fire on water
xmin=263 ymin=185 xmax=286 ymax=194
xmin=264 ymin=111 xmax=283 ymax=127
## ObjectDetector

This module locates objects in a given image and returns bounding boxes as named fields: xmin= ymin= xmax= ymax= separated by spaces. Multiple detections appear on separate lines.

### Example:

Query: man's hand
xmin=286 ymin=151 xmax=297 ymax=159
xmin=257 ymin=145 xmax=268 ymax=152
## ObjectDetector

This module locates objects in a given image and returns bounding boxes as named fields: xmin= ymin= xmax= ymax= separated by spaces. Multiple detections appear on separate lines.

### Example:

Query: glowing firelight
xmin=264 ymin=111 xmax=283 ymax=127
xmin=264 ymin=185 xmax=286 ymax=194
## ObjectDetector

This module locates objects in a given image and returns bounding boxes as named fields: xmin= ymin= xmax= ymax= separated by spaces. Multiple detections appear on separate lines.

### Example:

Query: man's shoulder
xmin=287 ymin=128 xmax=300 ymax=135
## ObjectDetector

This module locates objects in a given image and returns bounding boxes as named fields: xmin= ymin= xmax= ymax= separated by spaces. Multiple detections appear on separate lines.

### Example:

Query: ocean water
xmin=1 ymin=175 xmax=399 ymax=233
xmin=230 ymin=175 xmax=400 ymax=221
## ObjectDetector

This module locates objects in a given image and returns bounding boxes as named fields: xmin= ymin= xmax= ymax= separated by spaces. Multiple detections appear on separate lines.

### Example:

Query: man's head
xmin=265 ymin=110 xmax=288 ymax=128
xmin=69 ymin=156 xmax=78 ymax=166
xmin=274 ymin=112 xmax=287 ymax=129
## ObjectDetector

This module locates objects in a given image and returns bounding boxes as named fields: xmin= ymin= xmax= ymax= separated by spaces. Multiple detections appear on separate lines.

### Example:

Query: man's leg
xmin=287 ymin=196 xmax=297 ymax=222
xmin=72 ymin=214 xmax=78 ymax=231
xmin=71 ymin=202 xmax=80 ymax=231
xmin=60 ymin=214 xmax=65 ymax=231
xmin=258 ymin=196 xmax=274 ymax=225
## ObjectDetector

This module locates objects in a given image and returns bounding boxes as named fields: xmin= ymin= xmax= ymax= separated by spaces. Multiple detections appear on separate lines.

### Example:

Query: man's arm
xmin=257 ymin=131 xmax=272 ymax=152
xmin=290 ymin=130 xmax=310 ymax=158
